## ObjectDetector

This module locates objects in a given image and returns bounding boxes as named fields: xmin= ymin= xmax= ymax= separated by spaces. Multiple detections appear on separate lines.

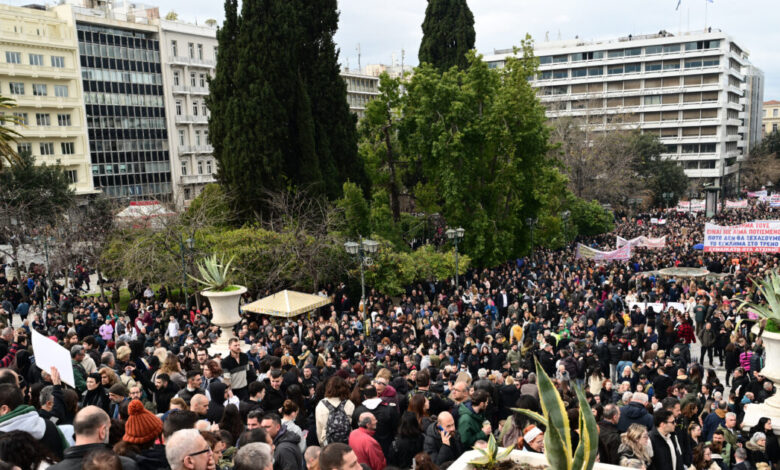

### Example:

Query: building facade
xmin=158 ymin=20 xmax=217 ymax=206
xmin=764 ymin=100 xmax=780 ymax=136
xmin=49 ymin=2 xmax=173 ymax=202
xmin=0 ymin=4 xmax=96 ymax=195
xmin=484 ymin=29 xmax=763 ymax=195
xmin=341 ymin=71 xmax=380 ymax=120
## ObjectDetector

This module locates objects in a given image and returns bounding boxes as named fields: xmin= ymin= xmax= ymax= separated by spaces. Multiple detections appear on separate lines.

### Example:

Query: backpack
xmin=323 ymin=400 xmax=351 ymax=444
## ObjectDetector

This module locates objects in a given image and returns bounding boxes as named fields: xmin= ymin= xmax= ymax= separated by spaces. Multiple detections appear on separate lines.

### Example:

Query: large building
xmin=158 ymin=19 xmax=217 ymax=206
xmin=0 ymin=4 xmax=96 ymax=195
xmin=764 ymin=100 xmax=780 ymax=136
xmin=484 ymin=29 xmax=764 ymax=195
xmin=342 ymin=71 xmax=380 ymax=120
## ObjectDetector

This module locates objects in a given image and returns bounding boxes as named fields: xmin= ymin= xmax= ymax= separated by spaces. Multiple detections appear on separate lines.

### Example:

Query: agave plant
xmin=735 ymin=270 xmax=780 ymax=332
xmin=512 ymin=359 xmax=598 ymax=470
xmin=468 ymin=433 xmax=514 ymax=469
xmin=188 ymin=254 xmax=236 ymax=292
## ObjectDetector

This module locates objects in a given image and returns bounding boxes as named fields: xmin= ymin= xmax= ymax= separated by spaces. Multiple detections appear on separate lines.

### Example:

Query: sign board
xmin=704 ymin=221 xmax=780 ymax=253
xmin=576 ymin=243 xmax=631 ymax=261
xmin=31 ymin=329 xmax=76 ymax=389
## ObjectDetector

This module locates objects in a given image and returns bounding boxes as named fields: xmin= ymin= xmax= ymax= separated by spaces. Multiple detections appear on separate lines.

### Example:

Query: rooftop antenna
xmin=356 ymin=43 xmax=362 ymax=73
xmin=557 ymin=29 xmax=561 ymax=40
xmin=401 ymin=48 xmax=405 ymax=80
xmin=545 ymin=31 xmax=549 ymax=41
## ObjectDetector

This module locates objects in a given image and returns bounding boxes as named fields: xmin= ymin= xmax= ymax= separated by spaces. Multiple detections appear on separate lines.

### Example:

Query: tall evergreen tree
xmin=418 ymin=0 xmax=476 ymax=71
xmin=208 ymin=0 xmax=365 ymax=218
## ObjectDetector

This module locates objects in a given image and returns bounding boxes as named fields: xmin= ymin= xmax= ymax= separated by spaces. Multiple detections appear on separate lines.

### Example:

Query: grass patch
xmin=766 ymin=318 xmax=780 ymax=333
xmin=85 ymin=285 xmax=187 ymax=311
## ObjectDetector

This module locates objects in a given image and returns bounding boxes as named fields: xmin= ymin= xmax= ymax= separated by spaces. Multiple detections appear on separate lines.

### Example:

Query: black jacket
xmin=649 ymin=429 xmax=684 ymax=470
xmin=81 ymin=387 xmax=111 ymax=414
xmin=273 ymin=426 xmax=305 ymax=470
xmin=130 ymin=444 xmax=169 ymax=470
xmin=390 ymin=433 xmax=424 ymax=468
xmin=597 ymin=420 xmax=622 ymax=465
xmin=352 ymin=398 xmax=399 ymax=457
xmin=153 ymin=381 xmax=179 ymax=413
xmin=422 ymin=421 xmax=464 ymax=465
xmin=49 ymin=443 xmax=138 ymax=470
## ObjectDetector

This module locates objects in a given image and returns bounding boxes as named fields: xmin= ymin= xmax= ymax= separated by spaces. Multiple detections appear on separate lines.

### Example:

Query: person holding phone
xmin=423 ymin=411 xmax=464 ymax=465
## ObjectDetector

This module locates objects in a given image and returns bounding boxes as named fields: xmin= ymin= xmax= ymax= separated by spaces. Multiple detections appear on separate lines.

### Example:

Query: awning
xmin=241 ymin=290 xmax=331 ymax=318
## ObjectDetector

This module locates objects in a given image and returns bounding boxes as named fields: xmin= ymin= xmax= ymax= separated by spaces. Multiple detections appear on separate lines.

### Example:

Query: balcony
xmin=12 ymin=95 xmax=80 ymax=108
xmin=178 ymin=145 xmax=213 ymax=154
xmin=172 ymin=85 xmax=188 ymax=94
xmin=171 ymin=85 xmax=209 ymax=95
xmin=0 ymin=63 xmax=78 ymax=79
xmin=170 ymin=56 xmax=216 ymax=68
xmin=174 ymin=114 xmax=208 ymax=124
xmin=180 ymin=173 xmax=216 ymax=185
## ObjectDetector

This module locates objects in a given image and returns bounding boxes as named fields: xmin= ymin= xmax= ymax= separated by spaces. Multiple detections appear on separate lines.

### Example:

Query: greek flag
xmin=676 ymin=0 xmax=682 ymax=9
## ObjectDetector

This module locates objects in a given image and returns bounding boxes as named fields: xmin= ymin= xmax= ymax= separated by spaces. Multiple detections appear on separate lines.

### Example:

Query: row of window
xmin=344 ymin=77 xmax=379 ymax=93
xmin=180 ymin=159 xmax=214 ymax=176
xmin=172 ymin=71 xmax=209 ymax=88
xmin=92 ymin=161 xmax=171 ymax=175
xmin=5 ymin=52 xmax=66 ymax=68
xmin=10 ymin=112 xmax=72 ymax=127
xmin=79 ymin=42 xmax=160 ymax=64
xmin=99 ymin=182 xmax=173 ymax=199
xmin=178 ymin=129 xmax=211 ymax=146
xmin=175 ymin=99 xmax=208 ymax=117
xmin=16 ymin=141 xmax=75 ymax=155
xmin=538 ymin=57 xmax=720 ymax=80
xmin=82 ymin=67 xmax=163 ymax=86
xmin=7 ymin=82 xmax=69 ymax=97
xmin=87 ymin=116 xmax=166 ymax=130
xmin=84 ymin=91 xmax=165 ymax=107
xmin=538 ymin=40 xmax=722 ymax=65
xmin=766 ymin=108 xmax=779 ymax=118
xmin=170 ymin=40 xmax=216 ymax=62
xmin=90 ymin=139 xmax=169 ymax=153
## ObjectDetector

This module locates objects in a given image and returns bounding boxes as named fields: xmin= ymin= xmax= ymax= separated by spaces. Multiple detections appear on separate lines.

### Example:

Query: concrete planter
xmin=202 ymin=285 xmax=247 ymax=356
xmin=448 ymin=449 xmax=632 ymax=470
xmin=743 ymin=324 xmax=780 ymax=437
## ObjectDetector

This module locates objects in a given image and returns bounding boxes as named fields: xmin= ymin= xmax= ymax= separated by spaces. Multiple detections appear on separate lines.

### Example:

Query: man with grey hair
xmin=165 ymin=428 xmax=212 ymax=470
xmin=617 ymin=391 xmax=653 ymax=432
xmin=520 ymin=372 xmax=538 ymax=398
xmin=598 ymin=404 xmax=622 ymax=465
xmin=732 ymin=447 xmax=750 ymax=470
xmin=235 ymin=442 xmax=274 ymax=470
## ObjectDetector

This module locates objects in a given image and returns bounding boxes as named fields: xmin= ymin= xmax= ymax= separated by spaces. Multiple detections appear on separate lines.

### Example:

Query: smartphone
xmin=437 ymin=425 xmax=444 ymax=432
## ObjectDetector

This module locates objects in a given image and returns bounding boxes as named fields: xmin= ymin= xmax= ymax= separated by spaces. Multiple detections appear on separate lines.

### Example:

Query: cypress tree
xmin=418 ymin=0 xmax=476 ymax=71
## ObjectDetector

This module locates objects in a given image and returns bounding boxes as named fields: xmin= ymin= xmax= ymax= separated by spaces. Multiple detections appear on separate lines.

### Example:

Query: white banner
xmin=724 ymin=200 xmax=748 ymax=209
xmin=747 ymin=190 xmax=768 ymax=198
xmin=704 ymin=220 xmax=780 ymax=253
xmin=617 ymin=235 xmax=666 ymax=249
xmin=650 ymin=218 xmax=667 ymax=225
xmin=676 ymin=200 xmax=705 ymax=212
xmin=31 ymin=329 xmax=76 ymax=389
xmin=576 ymin=243 xmax=632 ymax=262
xmin=666 ymin=302 xmax=686 ymax=313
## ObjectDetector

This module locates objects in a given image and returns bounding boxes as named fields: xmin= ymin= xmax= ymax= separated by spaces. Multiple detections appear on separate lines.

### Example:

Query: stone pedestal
xmin=201 ymin=286 xmax=247 ymax=357
xmin=742 ymin=325 xmax=780 ymax=436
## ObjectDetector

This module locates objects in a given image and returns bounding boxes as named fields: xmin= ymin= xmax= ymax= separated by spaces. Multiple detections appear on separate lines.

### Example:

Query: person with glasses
xmin=166 ymin=428 xmax=214 ymax=470
xmin=649 ymin=409 xmax=684 ymax=470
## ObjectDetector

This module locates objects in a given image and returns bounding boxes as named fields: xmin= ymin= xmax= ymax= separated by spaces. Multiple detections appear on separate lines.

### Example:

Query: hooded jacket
xmin=0 ymin=404 xmax=68 ymax=459
xmin=617 ymin=401 xmax=654 ymax=433
xmin=206 ymin=381 xmax=227 ymax=423
xmin=273 ymin=425 xmax=305 ymax=470
xmin=423 ymin=420 xmax=464 ymax=465
xmin=352 ymin=397 xmax=399 ymax=457
xmin=458 ymin=401 xmax=488 ymax=450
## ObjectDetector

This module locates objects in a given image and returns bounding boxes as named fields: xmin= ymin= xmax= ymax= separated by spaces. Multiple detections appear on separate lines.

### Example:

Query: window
xmin=54 ymin=85 xmax=68 ymax=97
xmin=39 ymin=142 xmax=54 ymax=155
xmin=173 ymin=71 xmax=180 ymax=86
xmin=195 ymin=130 xmax=201 ymax=145
xmin=13 ymin=112 xmax=27 ymax=125
xmin=625 ymin=48 xmax=641 ymax=56
xmin=197 ymin=161 xmax=203 ymax=174
xmin=9 ymin=82 xmax=24 ymax=95
xmin=181 ymin=161 xmax=188 ymax=176
xmin=57 ymin=114 xmax=71 ymax=126
xmin=35 ymin=113 xmax=50 ymax=126
xmin=17 ymin=142 xmax=31 ymax=154
xmin=625 ymin=63 xmax=641 ymax=73
xmin=197 ymin=44 xmax=203 ymax=60
xmin=66 ymin=170 xmax=77 ymax=183
xmin=552 ymin=55 xmax=568 ymax=63
xmin=685 ymin=59 xmax=702 ymax=69
xmin=199 ymin=73 xmax=206 ymax=87
xmin=608 ymin=65 xmax=623 ymax=75
xmin=663 ymin=61 xmax=680 ymax=70
xmin=645 ymin=62 xmax=662 ymax=72
xmin=188 ymin=42 xmax=195 ymax=58
xmin=701 ymin=57 xmax=719 ymax=67
xmin=171 ymin=40 xmax=178 ymax=56
xmin=645 ymin=45 xmax=662 ymax=55
xmin=184 ymin=188 xmax=191 ymax=200
xmin=553 ymin=70 xmax=568 ymax=79
xmin=5 ymin=52 xmax=20 ymax=64
xmin=571 ymin=51 xmax=603 ymax=61
xmin=663 ymin=44 xmax=681 ymax=53
xmin=572 ymin=68 xmax=587 ymax=78
xmin=538 ymin=56 xmax=552 ymax=65
xmin=190 ymin=72 xmax=196 ymax=86
xmin=644 ymin=95 xmax=661 ymax=105
xmin=206 ymin=160 xmax=212 ymax=174
xmin=192 ymin=102 xmax=198 ymax=115
xmin=214 ymin=46 xmax=218 ymax=60
xmin=32 ymin=84 xmax=47 ymax=96
xmin=51 ymin=56 xmax=65 ymax=68
xmin=175 ymin=100 xmax=182 ymax=116
xmin=205 ymin=130 xmax=210 ymax=145
xmin=179 ymin=129 xmax=185 ymax=146
xmin=539 ymin=71 xmax=552 ymax=80
xmin=774 ymin=109 xmax=779 ymax=117
xmin=29 ymin=54 xmax=43 ymax=66
xmin=588 ymin=67 xmax=603 ymax=76
xmin=61 ymin=142 xmax=74 ymax=154
xmin=608 ymin=49 xmax=623 ymax=58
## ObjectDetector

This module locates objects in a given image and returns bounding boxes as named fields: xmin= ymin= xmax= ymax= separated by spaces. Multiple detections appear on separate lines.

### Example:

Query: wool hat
xmin=123 ymin=399 xmax=163 ymax=444
xmin=109 ymin=383 xmax=128 ymax=397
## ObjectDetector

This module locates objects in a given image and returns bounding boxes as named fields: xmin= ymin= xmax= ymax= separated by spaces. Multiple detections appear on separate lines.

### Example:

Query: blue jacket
xmin=702 ymin=411 xmax=725 ymax=442
xmin=617 ymin=402 xmax=654 ymax=433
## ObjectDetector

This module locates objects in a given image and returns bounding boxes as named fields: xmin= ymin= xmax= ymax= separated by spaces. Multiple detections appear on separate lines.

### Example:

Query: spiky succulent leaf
xmin=534 ymin=359 xmax=572 ymax=470
xmin=572 ymin=384 xmax=599 ymax=470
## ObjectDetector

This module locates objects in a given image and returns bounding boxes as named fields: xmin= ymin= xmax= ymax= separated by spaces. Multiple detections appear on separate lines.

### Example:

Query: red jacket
xmin=349 ymin=427 xmax=386 ymax=470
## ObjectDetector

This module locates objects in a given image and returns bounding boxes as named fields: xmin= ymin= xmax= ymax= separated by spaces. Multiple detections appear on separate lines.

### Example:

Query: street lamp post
xmin=526 ymin=218 xmax=537 ymax=251
xmin=445 ymin=227 xmax=465 ymax=288
xmin=662 ymin=192 xmax=674 ymax=209
xmin=561 ymin=211 xmax=570 ymax=243
xmin=344 ymin=237 xmax=379 ymax=316
xmin=180 ymin=236 xmax=195 ymax=310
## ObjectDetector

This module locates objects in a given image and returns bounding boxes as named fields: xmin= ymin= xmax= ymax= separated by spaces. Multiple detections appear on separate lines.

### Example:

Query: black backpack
xmin=323 ymin=400 xmax=351 ymax=444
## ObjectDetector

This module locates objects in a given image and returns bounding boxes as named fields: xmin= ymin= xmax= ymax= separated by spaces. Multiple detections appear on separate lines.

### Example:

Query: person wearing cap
xmin=517 ymin=425 xmax=544 ymax=453
xmin=114 ymin=399 xmax=166 ymax=467
xmin=108 ymin=383 xmax=129 ymax=419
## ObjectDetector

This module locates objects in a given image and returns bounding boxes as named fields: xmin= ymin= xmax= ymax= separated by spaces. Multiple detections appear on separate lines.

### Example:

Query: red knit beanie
xmin=123 ymin=399 xmax=163 ymax=444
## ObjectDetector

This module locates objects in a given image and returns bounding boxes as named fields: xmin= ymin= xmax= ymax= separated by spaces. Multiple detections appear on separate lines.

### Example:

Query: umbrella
xmin=693 ymin=243 xmax=704 ymax=250
xmin=241 ymin=290 xmax=331 ymax=318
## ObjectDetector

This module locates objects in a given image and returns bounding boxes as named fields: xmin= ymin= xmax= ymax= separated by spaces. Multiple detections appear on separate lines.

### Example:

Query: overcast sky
xmin=7 ymin=0 xmax=779 ymax=99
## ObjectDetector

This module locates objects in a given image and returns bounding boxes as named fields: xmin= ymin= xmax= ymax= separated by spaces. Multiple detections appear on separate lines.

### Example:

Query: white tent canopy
xmin=115 ymin=201 xmax=175 ymax=228
xmin=242 ymin=290 xmax=331 ymax=318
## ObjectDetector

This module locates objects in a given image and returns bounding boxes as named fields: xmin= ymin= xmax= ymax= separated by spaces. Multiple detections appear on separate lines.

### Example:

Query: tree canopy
xmin=418 ymin=0 xmax=476 ymax=71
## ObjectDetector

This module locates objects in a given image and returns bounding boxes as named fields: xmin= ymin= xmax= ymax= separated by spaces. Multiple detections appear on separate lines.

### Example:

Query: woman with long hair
xmin=749 ymin=417 xmax=779 ymax=464
xmin=692 ymin=444 xmax=720 ymax=470
xmin=617 ymin=424 xmax=652 ymax=469
xmin=389 ymin=411 xmax=424 ymax=468
xmin=407 ymin=393 xmax=432 ymax=431
xmin=314 ymin=375 xmax=354 ymax=446
xmin=218 ymin=404 xmax=244 ymax=444
xmin=687 ymin=422 xmax=703 ymax=448
xmin=0 ymin=430 xmax=59 ymax=470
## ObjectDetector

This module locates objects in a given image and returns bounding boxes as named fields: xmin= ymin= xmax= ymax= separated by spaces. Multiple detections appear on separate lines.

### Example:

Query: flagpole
xmin=704 ymin=0 xmax=708 ymax=30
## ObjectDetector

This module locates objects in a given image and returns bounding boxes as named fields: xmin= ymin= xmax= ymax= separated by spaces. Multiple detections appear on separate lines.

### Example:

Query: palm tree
xmin=0 ymin=95 xmax=23 ymax=169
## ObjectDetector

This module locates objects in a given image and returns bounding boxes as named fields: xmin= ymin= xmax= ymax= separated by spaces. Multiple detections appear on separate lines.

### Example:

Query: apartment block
xmin=484 ymin=29 xmax=764 ymax=195
xmin=0 ymin=4 xmax=96 ymax=195
xmin=158 ymin=19 xmax=217 ymax=207
xmin=341 ymin=71 xmax=380 ymax=120
xmin=764 ymin=100 xmax=780 ymax=136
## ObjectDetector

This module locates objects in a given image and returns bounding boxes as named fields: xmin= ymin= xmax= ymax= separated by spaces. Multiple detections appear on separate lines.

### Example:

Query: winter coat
xmin=81 ymin=386 xmax=111 ymax=414
xmin=206 ymin=382 xmax=227 ymax=423
xmin=0 ymin=405 xmax=68 ymax=459
xmin=273 ymin=426 xmax=305 ymax=470
xmin=423 ymin=421 xmax=464 ymax=465
xmin=352 ymin=397 xmax=399 ymax=457
xmin=49 ymin=443 xmax=137 ymax=470
xmin=598 ymin=420 xmax=622 ymax=465
xmin=315 ymin=397 xmax=355 ymax=446
xmin=617 ymin=402 xmax=654 ymax=433
xmin=649 ymin=429 xmax=684 ymax=470
xmin=700 ymin=328 xmax=716 ymax=347
xmin=457 ymin=402 xmax=488 ymax=450
xmin=349 ymin=427 xmax=386 ymax=470
xmin=128 ymin=444 xmax=168 ymax=470
xmin=389 ymin=433 xmax=424 ymax=468
xmin=617 ymin=442 xmax=651 ymax=469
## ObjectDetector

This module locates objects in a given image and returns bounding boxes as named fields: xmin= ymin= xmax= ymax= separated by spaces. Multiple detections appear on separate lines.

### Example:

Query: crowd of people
xmin=0 ymin=199 xmax=778 ymax=470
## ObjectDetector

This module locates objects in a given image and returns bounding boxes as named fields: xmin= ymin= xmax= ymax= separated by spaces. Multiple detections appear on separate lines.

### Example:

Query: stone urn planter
xmin=742 ymin=324 xmax=780 ymax=436
xmin=202 ymin=286 xmax=247 ymax=356
xmin=448 ymin=449 xmax=632 ymax=470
